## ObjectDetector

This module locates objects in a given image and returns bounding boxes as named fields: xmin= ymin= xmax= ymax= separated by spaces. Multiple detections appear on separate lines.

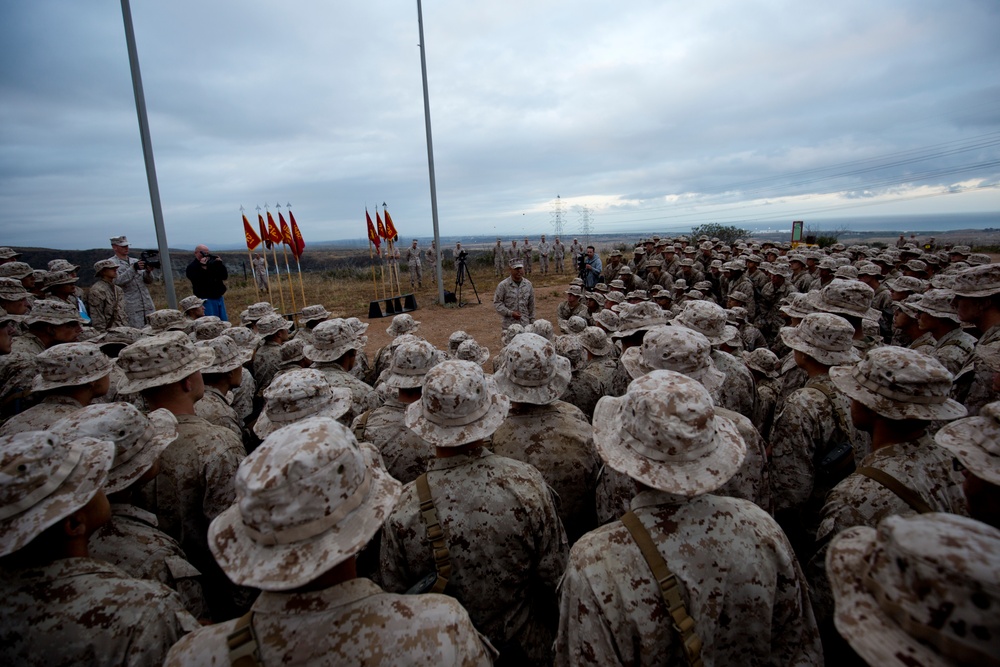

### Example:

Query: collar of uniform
xmin=314 ymin=361 xmax=349 ymax=373
xmin=979 ymin=323 xmax=1000 ymax=345
xmin=629 ymin=487 xmax=690 ymax=510
xmin=382 ymin=396 xmax=406 ymax=410
xmin=41 ymin=394 xmax=84 ymax=408
xmin=865 ymin=434 xmax=935 ymax=463
xmin=427 ymin=447 xmax=493 ymax=472
xmin=204 ymin=386 xmax=233 ymax=405
xmin=175 ymin=413 xmax=212 ymax=427
xmin=110 ymin=502 xmax=159 ymax=527
xmin=250 ymin=577 xmax=384 ymax=615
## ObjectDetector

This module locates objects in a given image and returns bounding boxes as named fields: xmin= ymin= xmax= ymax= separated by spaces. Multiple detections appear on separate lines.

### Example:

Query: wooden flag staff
xmin=286 ymin=204 xmax=307 ymax=305
xmin=240 ymin=206 xmax=261 ymax=301
xmin=261 ymin=204 xmax=286 ymax=314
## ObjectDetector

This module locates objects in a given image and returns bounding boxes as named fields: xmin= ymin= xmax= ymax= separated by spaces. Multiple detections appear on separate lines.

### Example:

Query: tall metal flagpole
xmin=120 ymin=0 xmax=176 ymax=308
xmin=416 ymin=0 xmax=445 ymax=306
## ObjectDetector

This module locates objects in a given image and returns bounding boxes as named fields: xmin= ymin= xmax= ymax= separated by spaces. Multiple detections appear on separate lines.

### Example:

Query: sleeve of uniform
xmin=493 ymin=282 xmax=512 ymax=317
xmin=529 ymin=471 xmax=569 ymax=597
xmin=201 ymin=429 xmax=246 ymax=522
xmin=378 ymin=485 xmax=421 ymax=592
xmin=554 ymin=554 xmax=625 ymax=667
xmin=88 ymin=288 xmax=109 ymax=331
xmin=768 ymin=388 xmax=827 ymax=513
xmin=124 ymin=585 xmax=201 ymax=667
xmin=525 ymin=284 xmax=536 ymax=322
xmin=114 ymin=260 xmax=134 ymax=287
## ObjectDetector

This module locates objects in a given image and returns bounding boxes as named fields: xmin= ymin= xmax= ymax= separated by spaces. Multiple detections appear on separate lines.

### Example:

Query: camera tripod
xmin=455 ymin=256 xmax=481 ymax=307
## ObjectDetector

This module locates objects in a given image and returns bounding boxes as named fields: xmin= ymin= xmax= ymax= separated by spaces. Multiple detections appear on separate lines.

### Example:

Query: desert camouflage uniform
xmin=405 ymin=244 xmax=423 ymax=287
xmin=714 ymin=407 xmax=772 ymax=513
xmin=380 ymin=448 xmax=569 ymax=665
xmin=0 ymin=394 xmax=82 ymax=437
xmin=89 ymin=503 xmax=209 ymax=619
xmin=928 ymin=327 xmax=976 ymax=378
xmin=231 ymin=372 xmax=255 ymax=422
xmin=808 ymin=434 xmax=968 ymax=625
xmin=908 ymin=330 xmax=935 ymax=353
xmin=872 ymin=283 xmax=894 ymax=340
xmin=776 ymin=351 xmax=808 ymax=401
xmin=0 ymin=557 xmax=199 ymax=667
xmin=194 ymin=385 xmax=242 ymax=437
xmin=594 ymin=464 xmax=635 ymax=525
xmin=87 ymin=278 xmax=128 ymax=331
xmin=11 ymin=332 xmax=44 ymax=356
xmin=711 ymin=349 xmax=755 ymax=420
xmin=251 ymin=340 xmax=282 ymax=389
xmin=952 ymin=323 xmax=1000 ymax=415
xmin=538 ymin=240 xmax=551 ymax=273
xmin=552 ymin=240 xmax=566 ymax=272
xmin=165 ymin=578 xmax=491 ymax=666
xmin=521 ymin=240 xmax=533 ymax=274
xmin=0 ymin=352 xmax=36 ymax=423
xmin=756 ymin=280 xmax=794 ymax=339
xmin=352 ymin=397 xmax=435 ymax=484
xmin=557 ymin=299 xmax=588 ymax=323
xmin=728 ymin=273 xmax=757 ymax=319
xmin=112 ymin=255 xmax=155 ymax=328
xmin=559 ymin=366 xmax=606 ymax=421
xmin=769 ymin=375 xmax=858 ymax=547
xmin=140 ymin=413 xmax=246 ymax=618
xmin=493 ymin=276 xmax=535 ymax=330
xmin=791 ymin=269 xmax=813 ymax=293
xmin=569 ymin=240 xmax=584 ymax=266
xmin=752 ymin=375 xmax=781 ymax=446
xmin=493 ymin=242 xmax=506 ymax=276
xmin=740 ymin=322 xmax=767 ymax=352
xmin=555 ymin=490 xmax=822 ymax=667
xmin=314 ymin=361 xmax=375 ymax=424
xmin=492 ymin=401 xmax=600 ymax=543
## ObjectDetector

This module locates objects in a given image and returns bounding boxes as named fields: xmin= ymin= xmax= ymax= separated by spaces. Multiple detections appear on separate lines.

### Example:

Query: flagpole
xmin=286 ymin=204 xmax=307 ymax=305
xmin=367 ymin=239 xmax=379 ymax=300
xmin=256 ymin=207 xmax=275 ymax=305
xmin=241 ymin=207 xmax=261 ymax=301
xmin=263 ymin=204 xmax=286 ymax=314
xmin=275 ymin=204 xmax=298 ymax=318
xmin=416 ymin=0 xmax=445 ymax=307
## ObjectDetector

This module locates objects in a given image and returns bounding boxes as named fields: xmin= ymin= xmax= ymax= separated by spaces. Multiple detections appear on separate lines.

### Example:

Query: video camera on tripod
xmin=139 ymin=250 xmax=161 ymax=270
xmin=453 ymin=248 xmax=480 ymax=307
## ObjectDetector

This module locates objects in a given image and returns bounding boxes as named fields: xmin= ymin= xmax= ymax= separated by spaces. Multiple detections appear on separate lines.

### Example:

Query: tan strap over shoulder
xmin=621 ymin=511 xmax=704 ymax=667
xmin=856 ymin=466 xmax=934 ymax=514
xmin=416 ymin=473 xmax=452 ymax=595
xmin=227 ymin=611 xmax=262 ymax=667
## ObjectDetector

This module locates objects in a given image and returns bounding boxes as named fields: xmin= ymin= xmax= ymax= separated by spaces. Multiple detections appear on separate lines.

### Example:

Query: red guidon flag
xmin=376 ymin=211 xmax=387 ymax=239
xmin=243 ymin=214 xmax=261 ymax=250
xmin=366 ymin=209 xmax=381 ymax=255
xmin=258 ymin=213 xmax=271 ymax=249
xmin=278 ymin=212 xmax=294 ymax=248
xmin=266 ymin=211 xmax=282 ymax=245
xmin=383 ymin=208 xmax=399 ymax=242
xmin=288 ymin=210 xmax=305 ymax=258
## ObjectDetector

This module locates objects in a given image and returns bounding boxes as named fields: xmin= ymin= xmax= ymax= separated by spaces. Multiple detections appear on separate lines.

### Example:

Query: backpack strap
xmin=804 ymin=378 xmax=852 ymax=440
xmin=415 ymin=473 xmax=452 ymax=594
xmin=856 ymin=466 xmax=934 ymax=514
xmin=227 ymin=611 xmax=262 ymax=667
xmin=353 ymin=409 xmax=372 ymax=442
xmin=621 ymin=511 xmax=704 ymax=667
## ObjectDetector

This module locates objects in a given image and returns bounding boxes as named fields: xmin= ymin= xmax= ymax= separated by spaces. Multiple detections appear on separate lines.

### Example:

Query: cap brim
xmin=31 ymin=357 xmax=115 ymax=392
xmin=779 ymin=327 xmax=862 ymax=366
xmin=209 ymin=464 xmax=401 ymax=591
xmin=934 ymin=418 xmax=1000 ymax=485
xmin=303 ymin=340 xmax=362 ymax=363
xmin=492 ymin=355 xmax=572 ymax=405
xmin=404 ymin=385 xmax=510 ymax=448
xmin=117 ymin=346 xmax=216 ymax=394
xmin=104 ymin=409 xmax=179 ymax=495
xmin=829 ymin=365 xmax=967 ymax=421
xmin=254 ymin=391 xmax=353 ymax=439
xmin=592 ymin=396 xmax=746 ymax=496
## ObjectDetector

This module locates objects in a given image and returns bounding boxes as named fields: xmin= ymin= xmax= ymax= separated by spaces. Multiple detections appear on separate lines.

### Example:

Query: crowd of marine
xmin=0 ymin=232 xmax=997 ymax=666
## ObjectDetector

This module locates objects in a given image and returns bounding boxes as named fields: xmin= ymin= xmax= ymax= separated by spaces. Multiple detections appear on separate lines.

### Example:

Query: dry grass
xmin=150 ymin=260 xmax=577 ymax=365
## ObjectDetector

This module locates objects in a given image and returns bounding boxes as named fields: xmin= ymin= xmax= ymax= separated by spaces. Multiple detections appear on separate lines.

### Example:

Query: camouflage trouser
xmin=495 ymin=259 xmax=504 ymax=277
xmin=554 ymin=256 xmax=564 ymax=273
xmin=540 ymin=255 xmax=549 ymax=274
xmin=523 ymin=253 xmax=532 ymax=274
xmin=409 ymin=262 xmax=422 ymax=287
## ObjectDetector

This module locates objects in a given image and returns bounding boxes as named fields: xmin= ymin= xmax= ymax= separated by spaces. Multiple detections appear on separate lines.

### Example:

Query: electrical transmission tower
xmin=578 ymin=205 xmax=593 ymax=244
xmin=550 ymin=195 xmax=565 ymax=238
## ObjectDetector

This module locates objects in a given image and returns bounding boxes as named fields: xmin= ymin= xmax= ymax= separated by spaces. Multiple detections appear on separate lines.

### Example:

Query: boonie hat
xmin=0 ymin=262 xmax=33 ymax=280
xmin=94 ymin=259 xmax=119 ymax=274
xmin=619 ymin=325 xmax=725 ymax=395
xmin=305 ymin=319 xmax=363 ymax=363
xmin=386 ymin=313 xmax=420 ymax=337
xmin=780 ymin=313 xmax=861 ymax=366
xmin=384 ymin=339 xmax=441 ymax=389
xmin=190 ymin=315 xmax=232 ymax=341
xmin=455 ymin=339 xmax=490 ymax=366
xmin=673 ymin=300 xmax=730 ymax=346
xmin=32 ymin=342 xmax=114 ymax=392
xmin=117 ymin=330 xmax=216 ymax=393
xmin=179 ymin=295 xmax=206 ymax=313
xmin=300 ymin=304 xmax=331 ymax=324
xmin=255 ymin=369 xmax=352 ymax=438
xmin=198 ymin=335 xmax=253 ymax=374
xmin=257 ymin=313 xmax=293 ymax=338
xmin=144 ymin=309 xmax=190 ymax=334
xmin=935 ymin=400 xmax=1000 ymax=485
xmin=494 ymin=333 xmax=572 ymax=405
xmin=24 ymin=298 xmax=84 ymax=326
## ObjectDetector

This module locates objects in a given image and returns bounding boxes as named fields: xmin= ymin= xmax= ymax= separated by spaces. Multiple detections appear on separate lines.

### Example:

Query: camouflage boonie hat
xmin=144 ymin=309 xmax=190 ymax=335
xmin=686 ymin=289 xmax=705 ymax=300
xmin=885 ymin=275 xmax=927 ymax=294
xmin=560 ymin=315 xmax=587 ymax=337
xmin=0 ymin=247 xmax=22 ymax=260
xmin=300 ymin=304 xmax=332 ymax=324
xmin=908 ymin=288 xmax=960 ymax=323
xmin=727 ymin=290 xmax=750 ymax=304
xmin=678 ymin=257 xmax=695 ymax=267
xmin=608 ymin=279 xmax=627 ymax=290
xmin=834 ymin=265 xmax=858 ymax=280
xmin=631 ymin=247 xmax=646 ymax=256
xmin=857 ymin=263 xmax=882 ymax=277
xmin=386 ymin=313 xmax=420 ymax=337
xmin=501 ymin=323 xmax=525 ymax=346
xmin=766 ymin=263 xmax=792 ymax=278
xmin=198 ymin=335 xmax=253 ymax=374
xmin=608 ymin=249 xmax=622 ymax=257
xmin=565 ymin=285 xmax=584 ymax=298
xmin=245 ymin=302 xmax=276 ymax=324
xmin=554 ymin=334 xmax=587 ymax=372
xmin=211 ymin=416 xmax=401 ymax=591
xmin=524 ymin=319 xmax=554 ymax=341
xmin=50 ymin=404 xmax=177 ymax=495
xmin=343 ymin=317 xmax=369 ymax=347
xmin=613 ymin=301 xmax=668 ymax=338
xmin=93 ymin=259 xmax=119 ymax=274
xmin=966 ymin=252 xmax=992 ymax=266
xmin=593 ymin=309 xmax=620 ymax=332
xmin=256 ymin=313 xmax=292 ymax=338
xmin=278 ymin=338 xmax=307 ymax=367
xmin=99 ymin=326 xmax=144 ymax=349
xmin=456 ymin=339 xmax=490 ymax=366
xmin=226 ymin=326 xmax=261 ymax=350
xmin=949 ymin=245 xmax=971 ymax=256
xmin=0 ymin=305 xmax=21 ymax=325
xmin=674 ymin=300 xmax=730 ymax=346
xmin=179 ymin=295 xmax=205 ymax=313
xmin=593 ymin=282 xmax=609 ymax=293
xmin=117 ymin=330 xmax=216 ymax=393
xmin=651 ymin=288 xmax=672 ymax=300
xmin=448 ymin=330 xmax=472 ymax=357
xmin=742 ymin=348 xmax=780 ymax=378
xmin=619 ymin=325 xmax=724 ymax=393
xmin=934 ymin=263 xmax=1000 ymax=298
xmin=569 ymin=277 xmax=584 ymax=287
xmin=780 ymin=313 xmax=860 ymax=366
xmin=830 ymin=346 xmax=966 ymax=421
xmin=586 ymin=291 xmax=606 ymax=307
xmin=809 ymin=279 xmax=880 ymax=321
xmin=0 ymin=277 xmax=29 ymax=301
xmin=305 ymin=319 xmax=363 ymax=363
xmin=0 ymin=431 xmax=113 ymax=559
xmin=618 ymin=266 xmax=634 ymax=276
xmin=32 ymin=342 xmax=114 ymax=392
xmin=47 ymin=259 xmax=78 ymax=273
xmin=894 ymin=293 xmax=923 ymax=319
xmin=726 ymin=306 xmax=747 ymax=324
xmin=110 ymin=235 xmax=129 ymax=246
xmin=494 ymin=333 xmax=572 ymax=405
xmin=579 ymin=326 xmax=613 ymax=356
xmin=190 ymin=315 xmax=232 ymax=341
xmin=0 ymin=262 xmax=33 ymax=279
xmin=384 ymin=339 xmax=441 ymax=389
xmin=827 ymin=513 xmax=1000 ymax=667
xmin=593 ymin=370 xmax=746 ymax=496
xmin=903 ymin=259 xmax=928 ymax=274
xmin=935 ymin=400 xmax=1000 ymax=485
xmin=604 ymin=291 xmax=624 ymax=305
xmin=255 ymin=370 xmax=352 ymax=438
xmin=24 ymin=298 xmax=84 ymax=326
xmin=405 ymin=360 xmax=510 ymax=448
xmin=645 ymin=258 xmax=664 ymax=269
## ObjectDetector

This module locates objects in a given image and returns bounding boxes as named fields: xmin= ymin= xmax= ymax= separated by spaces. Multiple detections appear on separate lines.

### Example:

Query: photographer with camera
xmin=186 ymin=245 xmax=229 ymax=321
xmin=109 ymin=235 xmax=156 ymax=328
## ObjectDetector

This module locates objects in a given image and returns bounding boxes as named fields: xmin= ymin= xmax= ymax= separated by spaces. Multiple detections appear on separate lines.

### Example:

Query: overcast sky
xmin=2 ymin=0 xmax=999 ymax=250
